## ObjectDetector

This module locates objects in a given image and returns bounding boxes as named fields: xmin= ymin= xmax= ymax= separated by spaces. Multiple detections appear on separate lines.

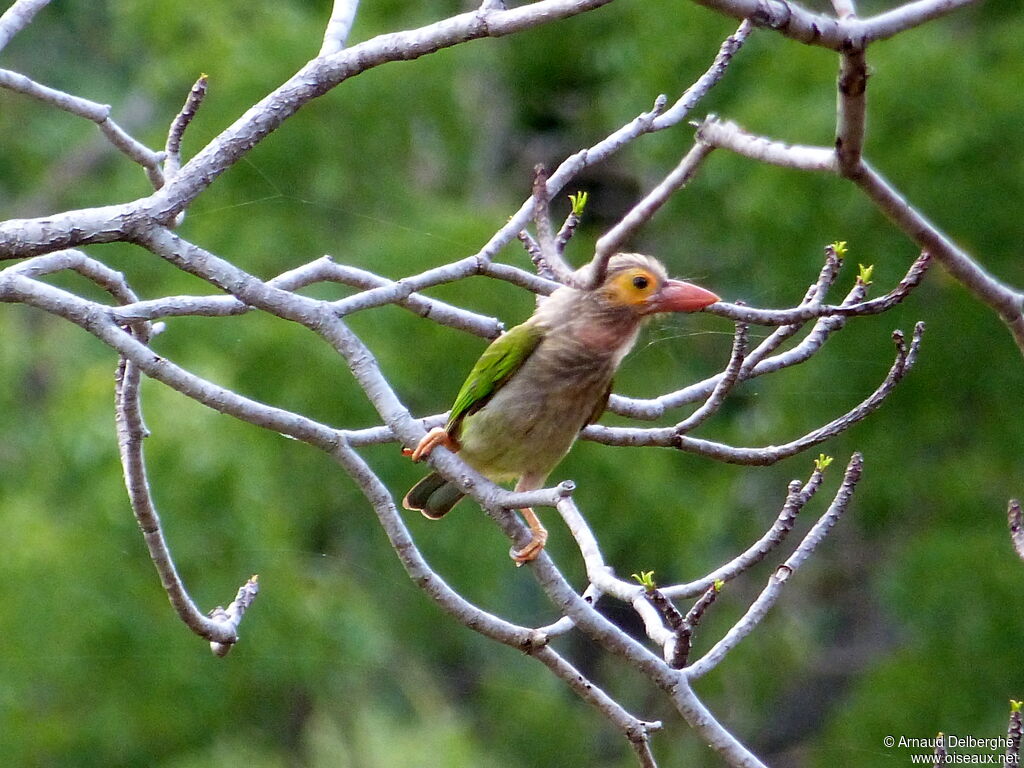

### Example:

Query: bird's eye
xmin=632 ymin=275 xmax=649 ymax=290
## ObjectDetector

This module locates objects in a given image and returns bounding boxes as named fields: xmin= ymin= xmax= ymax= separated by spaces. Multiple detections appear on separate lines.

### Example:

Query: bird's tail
xmin=402 ymin=472 xmax=466 ymax=519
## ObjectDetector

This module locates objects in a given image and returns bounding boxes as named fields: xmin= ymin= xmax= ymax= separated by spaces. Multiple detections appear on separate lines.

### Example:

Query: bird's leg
xmin=403 ymin=427 xmax=458 ymax=462
xmin=510 ymin=473 xmax=549 ymax=566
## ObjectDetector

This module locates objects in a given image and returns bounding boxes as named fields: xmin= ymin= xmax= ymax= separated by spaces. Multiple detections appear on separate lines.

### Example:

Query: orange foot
xmin=510 ymin=507 xmax=549 ymax=566
xmin=403 ymin=426 xmax=457 ymax=462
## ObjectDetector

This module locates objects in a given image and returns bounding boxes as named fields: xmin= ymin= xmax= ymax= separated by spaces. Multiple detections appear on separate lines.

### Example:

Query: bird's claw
xmin=510 ymin=529 xmax=548 ymax=566
xmin=405 ymin=427 xmax=456 ymax=462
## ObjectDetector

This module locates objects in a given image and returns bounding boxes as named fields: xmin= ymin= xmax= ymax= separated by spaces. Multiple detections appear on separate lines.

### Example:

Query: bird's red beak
xmin=644 ymin=280 xmax=720 ymax=314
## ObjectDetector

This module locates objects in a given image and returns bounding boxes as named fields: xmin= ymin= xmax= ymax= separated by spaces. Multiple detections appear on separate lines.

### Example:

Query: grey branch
xmin=934 ymin=732 xmax=949 ymax=765
xmin=0 ymin=68 xmax=165 ymax=187
xmin=525 ymin=165 xmax=580 ymax=286
xmin=664 ymin=462 xmax=827 ymax=599
xmin=331 ymin=439 xmax=663 ymax=761
xmin=208 ymin=577 xmax=261 ymax=657
xmin=686 ymin=453 xmax=863 ymax=679
xmin=671 ymin=676 xmax=770 ymax=767
xmin=588 ymin=140 xmax=714 ymax=284
xmin=104 ymin=254 xmax=502 ymax=338
xmin=86 ymin=261 xmax=260 ymax=651
xmin=318 ymin=0 xmax=361 ymax=57
xmin=0 ymin=0 xmax=51 ymax=52
xmin=705 ymin=250 xmax=931 ymax=326
xmin=849 ymin=162 xmax=1024 ymax=354
xmin=835 ymin=46 xmax=867 ymax=175
xmin=652 ymin=19 xmax=753 ymax=130
xmin=674 ymin=320 xmax=749 ymax=434
xmin=116 ymin=349 xmax=259 ymax=651
xmin=686 ymin=0 xmax=979 ymax=50
xmin=164 ymin=74 xmax=209 ymax=181
xmin=0 ymin=3 xmax=980 ymax=764
xmin=584 ymin=322 xmax=924 ymax=464
xmin=697 ymin=111 xmax=1024 ymax=355
xmin=1009 ymin=500 xmax=1024 ymax=562
xmin=1006 ymin=701 xmax=1022 ymax=768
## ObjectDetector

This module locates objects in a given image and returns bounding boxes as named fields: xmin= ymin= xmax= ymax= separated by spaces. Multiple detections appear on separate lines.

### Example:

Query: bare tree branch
xmin=686 ymin=453 xmax=862 ymax=679
xmin=585 ymin=322 xmax=924 ymax=463
xmin=670 ymin=677 xmax=770 ymax=768
xmin=1006 ymin=701 xmax=1022 ymax=768
xmin=830 ymin=0 xmax=858 ymax=19
xmin=588 ymin=140 xmax=714 ymax=285
xmin=697 ymin=116 xmax=837 ymax=172
xmin=165 ymin=74 xmax=208 ymax=181
xmin=685 ymin=0 xmax=979 ymax=50
xmin=664 ymin=465 xmax=825 ymax=599
xmin=849 ymin=162 xmax=1024 ymax=353
xmin=0 ymin=68 xmax=165 ymax=186
xmin=1 ymin=1 xmax=997 ymax=762
xmin=525 ymin=165 xmax=580 ymax=286
xmin=835 ymin=46 xmax=867 ymax=175
xmin=1009 ymin=500 xmax=1024 ymax=562
xmin=318 ymin=0 xmax=361 ymax=57
xmin=933 ymin=732 xmax=949 ymax=766
xmin=699 ymin=111 xmax=1024 ymax=355
xmin=674 ymin=320 xmax=748 ymax=434
xmin=208 ymin=577 xmax=261 ymax=657
xmin=0 ymin=0 xmax=51 ymax=52
xmin=652 ymin=19 xmax=753 ymax=130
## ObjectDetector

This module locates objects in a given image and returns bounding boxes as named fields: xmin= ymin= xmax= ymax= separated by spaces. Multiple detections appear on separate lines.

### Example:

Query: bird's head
xmin=598 ymin=253 xmax=719 ymax=316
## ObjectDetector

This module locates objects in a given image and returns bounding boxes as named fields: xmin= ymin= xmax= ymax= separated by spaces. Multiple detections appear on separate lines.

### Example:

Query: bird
xmin=402 ymin=253 xmax=720 ymax=565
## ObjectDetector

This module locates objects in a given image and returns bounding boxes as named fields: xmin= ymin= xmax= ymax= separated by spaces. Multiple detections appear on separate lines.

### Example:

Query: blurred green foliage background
xmin=1 ymin=0 xmax=1023 ymax=765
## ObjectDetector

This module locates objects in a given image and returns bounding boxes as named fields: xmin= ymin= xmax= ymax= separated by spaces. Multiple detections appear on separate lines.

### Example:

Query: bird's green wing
xmin=445 ymin=321 xmax=544 ymax=435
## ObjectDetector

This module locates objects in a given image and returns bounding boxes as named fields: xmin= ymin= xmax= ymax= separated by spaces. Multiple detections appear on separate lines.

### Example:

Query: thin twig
xmin=686 ymin=453 xmax=863 ymax=679
xmin=588 ymin=140 xmax=714 ymax=288
xmin=696 ymin=116 xmax=838 ymax=172
xmin=674 ymin=320 xmax=748 ymax=434
xmin=652 ymin=19 xmax=753 ymax=130
xmin=527 ymin=165 xmax=579 ymax=285
xmin=663 ymin=467 xmax=823 ymax=599
xmin=670 ymin=677 xmax=770 ymax=767
xmin=849 ymin=161 xmax=1024 ymax=354
xmin=0 ymin=0 xmax=51 ymax=53
xmin=933 ymin=732 xmax=948 ymax=766
xmin=1006 ymin=702 xmax=1022 ymax=768
xmin=318 ymin=0 xmax=361 ymax=57
xmin=112 ymin=299 xmax=257 ymax=651
xmin=0 ymin=68 xmax=165 ymax=186
xmin=165 ymin=74 xmax=209 ymax=180
xmin=584 ymin=322 xmax=925 ymax=464
xmin=675 ymin=582 xmax=722 ymax=668
xmin=208 ymin=576 xmax=261 ymax=657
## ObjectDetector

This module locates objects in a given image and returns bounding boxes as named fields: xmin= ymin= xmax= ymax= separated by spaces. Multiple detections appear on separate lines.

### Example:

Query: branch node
xmin=209 ymin=574 xmax=261 ymax=657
